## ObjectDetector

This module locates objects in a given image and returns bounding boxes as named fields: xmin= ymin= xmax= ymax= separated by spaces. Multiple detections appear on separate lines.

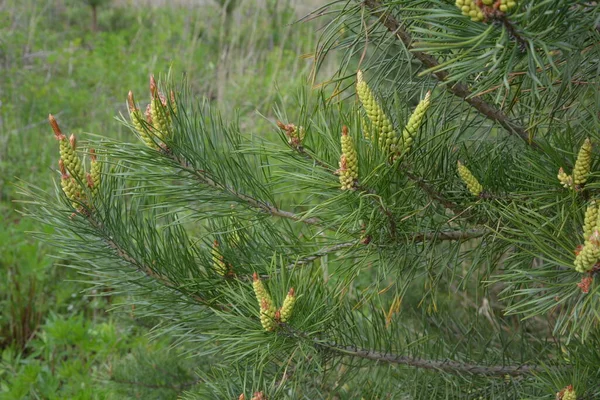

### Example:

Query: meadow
xmin=0 ymin=0 xmax=328 ymax=397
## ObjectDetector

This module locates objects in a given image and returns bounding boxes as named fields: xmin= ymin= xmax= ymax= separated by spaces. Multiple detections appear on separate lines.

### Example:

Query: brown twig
xmin=362 ymin=0 xmax=534 ymax=147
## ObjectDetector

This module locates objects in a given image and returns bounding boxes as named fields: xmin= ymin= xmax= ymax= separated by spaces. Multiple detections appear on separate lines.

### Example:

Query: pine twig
xmin=173 ymin=154 xmax=323 ymax=227
xmin=362 ymin=0 xmax=534 ymax=147
xmin=86 ymin=215 xmax=228 ymax=311
xmin=282 ymin=325 xmax=542 ymax=377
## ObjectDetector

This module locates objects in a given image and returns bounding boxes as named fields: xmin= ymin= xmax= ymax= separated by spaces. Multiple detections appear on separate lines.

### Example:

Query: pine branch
xmin=328 ymin=343 xmax=540 ymax=377
xmin=86 ymin=215 xmax=227 ymax=311
xmin=283 ymin=325 xmax=542 ymax=377
xmin=362 ymin=0 xmax=534 ymax=147
xmin=279 ymin=228 xmax=487 ymax=273
xmin=172 ymin=153 xmax=323 ymax=227
xmin=288 ymin=240 xmax=360 ymax=269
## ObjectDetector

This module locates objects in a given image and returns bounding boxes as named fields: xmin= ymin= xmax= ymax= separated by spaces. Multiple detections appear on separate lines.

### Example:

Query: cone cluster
xmin=339 ymin=126 xmax=359 ymax=190
xmin=276 ymin=120 xmax=305 ymax=149
xmin=455 ymin=0 xmax=484 ymax=22
xmin=252 ymin=273 xmax=296 ymax=331
xmin=50 ymin=115 xmax=102 ymax=210
xmin=558 ymin=139 xmax=593 ymax=191
xmin=356 ymin=71 xmax=431 ymax=160
xmin=457 ymin=161 xmax=483 ymax=197
xmin=128 ymin=76 xmax=176 ymax=149
xmin=575 ymin=201 xmax=600 ymax=273
xmin=455 ymin=0 xmax=517 ymax=21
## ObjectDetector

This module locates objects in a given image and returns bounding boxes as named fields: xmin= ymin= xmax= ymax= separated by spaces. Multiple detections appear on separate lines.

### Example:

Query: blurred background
xmin=0 ymin=0 xmax=330 ymax=397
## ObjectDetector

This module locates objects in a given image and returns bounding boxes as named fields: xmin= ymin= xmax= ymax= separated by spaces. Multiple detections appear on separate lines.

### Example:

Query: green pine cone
xmin=583 ymin=201 xmax=598 ymax=240
xmin=339 ymin=126 xmax=358 ymax=190
xmin=573 ymin=138 xmax=592 ymax=186
xmin=128 ymin=91 xmax=156 ymax=148
xmin=399 ymin=91 xmax=431 ymax=155
xmin=90 ymin=149 xmax=101 ymax=196
xmin=279 ymin=288 xmax=296 ymax=323
xmin=557 ymin=167 xmax=573 ymax=189
xmin=574 ymin=232 xmax=600 ymax=273
xmin=356 ymin=71 xmax=397 ymax=155
xmin=455 ymin=0 xmax=484 ymax=21
xmin=457 ymin=161 xmax=483 ymax=197
xmin=59 ymin=137 xmax=85 ymax=183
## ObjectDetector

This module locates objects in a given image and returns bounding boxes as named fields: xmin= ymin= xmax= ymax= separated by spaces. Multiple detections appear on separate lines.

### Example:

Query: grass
xmin=0 ymin=0 xmax=329 ymax=397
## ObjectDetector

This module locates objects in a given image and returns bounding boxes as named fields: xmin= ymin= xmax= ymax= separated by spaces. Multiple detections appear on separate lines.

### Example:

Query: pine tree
xmin=22 ymin=1 xmax=600 ymax=398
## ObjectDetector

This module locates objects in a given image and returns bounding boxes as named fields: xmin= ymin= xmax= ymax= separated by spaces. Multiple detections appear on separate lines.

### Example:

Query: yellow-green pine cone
xmin=557 ymin=167 xmax=573 ymax=189
xmin=59 ymin=159 xmax=83 ymax=209
xmin=89 ymin=149 xmax=101 ymax=196
xmin=457 ymin=161 xmax=483 ymax=197
xmin=455 ymin=0 xmax=484 ymax=21
xmin=339 ymin=155 xmax=355 ymax=190
xmin=583 ymin=201 xmax=598 ymax=240
xmin=260 ymin=298 xmax=277 ymax=331
xmin=170 ymin=90 xmax=177 ymax=115
xmin=279 ymin=288 xmax=296 ymax=323
xmin=499 ymin=0 xmax=517 ymax=13
xmin=356 ymin=71 xmax=397 ymax=154
xmin=128 ymin=91 xmax=155 ymax=148
xmin=150 ymin=76 xmax=170 ymax=140
xmin=252 ymin=272 xmax=275 ymax=320
xmin=574 ymin=231 xmax=600 ymax=273
xmin=59 ymin=160 xmax=79 ymax=202
xmin=573 ymin=138 xmax=592 ymax=186
xmin=361 ymin=116 xmax=371 ymax=140
xmin=49 ymin=114 xmax=85 ymax=183
xmin=212 ymin=240 xmax=227 ymax=275
xmin=253 ymin=273 xmax=276 ymax=331
xmin=339 ymin=126 xmax=358 ymax=190
xmin=559 ymin=385 xmax=576 ymax=400
xmin=399 ymin=91 xmax=431 ymax=155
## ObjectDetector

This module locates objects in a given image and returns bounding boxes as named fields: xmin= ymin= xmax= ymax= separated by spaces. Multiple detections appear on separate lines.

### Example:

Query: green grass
xmin=0 ymin=0 xmax=327 ymax=397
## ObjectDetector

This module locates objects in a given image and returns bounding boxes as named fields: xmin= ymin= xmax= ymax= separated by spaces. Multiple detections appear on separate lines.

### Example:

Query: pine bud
xmin=251 ymin=392 xmax=265 ymax=400
xmin=399 ymin=91 xmax=431 ymax=155
xmin=149 ymin=75 xmax=170 ymax=141
xmin=212 ymin=240 xmax=227 ymax=276
xmin=457 ymin=161 xmax=483 ymax=197
xmin=128 ymin=91 xmax=156 ymax=148
xmin=573 ymin=138 xmax=592 ymax=187
xmin=339 ymin=126 xmax=358 ymax=190
xmin=356 ymin=71 xmax=397 ymax=155
xmin=238 ymin=395 xmax=246 ymax=400
xmin=89 ymin=149 xmax=101 ymax=197
xmin=557 ymin=167 xmax=573 ymax=189
xmin=253 ymin=273 xmax=276 ymax=331
xmin=279 ymin=288 xmax=296 ymax=323
xmin=583 ymin=201 xmax=598 ymax=241
xmin=50 ymin=115 xmax=85 ymax=183
xmin=574 ymin=230 xmax=600 ymax=273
